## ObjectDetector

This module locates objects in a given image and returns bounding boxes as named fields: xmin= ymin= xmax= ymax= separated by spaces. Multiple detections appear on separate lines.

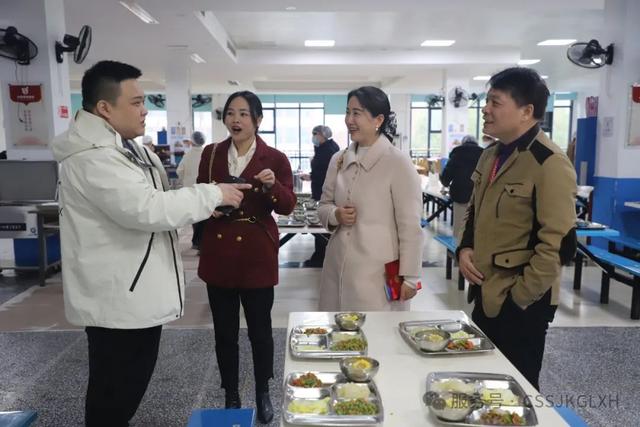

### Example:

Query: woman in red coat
xmin=197 ymin=91 xmax=296 ymax=423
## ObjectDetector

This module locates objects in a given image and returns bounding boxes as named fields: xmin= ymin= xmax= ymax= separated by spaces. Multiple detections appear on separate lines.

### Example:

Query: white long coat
xmin=318 ymin=136 xmax=424 ymax=311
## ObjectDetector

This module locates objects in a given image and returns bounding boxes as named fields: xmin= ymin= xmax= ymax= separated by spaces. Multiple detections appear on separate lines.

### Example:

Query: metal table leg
xmin=37 ymin=212 xmax=48 ymax=287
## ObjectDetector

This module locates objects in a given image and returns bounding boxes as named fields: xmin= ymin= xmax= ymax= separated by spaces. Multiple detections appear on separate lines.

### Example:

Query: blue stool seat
xmin=434 ymin=235 xmax=457 ymax=253
xmin=187 ymin=408 xmax=255 ymax=427
xmin=0 ymin=411 xmax=37 ymax=427
xmin=555 ymin=405 xmax=589 ymax=427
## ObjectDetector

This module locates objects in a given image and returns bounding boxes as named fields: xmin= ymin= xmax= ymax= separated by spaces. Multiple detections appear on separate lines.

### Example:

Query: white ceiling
xmin=63 ymin=0 xmax=608 ymax=94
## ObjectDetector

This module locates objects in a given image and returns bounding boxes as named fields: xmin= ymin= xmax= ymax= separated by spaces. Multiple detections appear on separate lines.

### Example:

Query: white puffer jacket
xmin=52 ymin=110 xmax=222 ymax=329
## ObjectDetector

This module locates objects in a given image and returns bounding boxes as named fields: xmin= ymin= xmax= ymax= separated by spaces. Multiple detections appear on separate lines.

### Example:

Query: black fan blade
xmin=74 ymin=25 xmax=92 ymax=64
xmin=567 ymin=43 xmax=603 ymax=69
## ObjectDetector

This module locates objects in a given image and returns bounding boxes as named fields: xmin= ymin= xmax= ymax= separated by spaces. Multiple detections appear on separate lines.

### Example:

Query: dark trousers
xmin=311 ymin=234 xmax=329 ymax=260
xmin=85 ymin=325 xmax=162 ymax=427
xmin=472 ymin=289 xmax=556 ymax=391
xmin=192 ymin=220 xmax=206 ymax=247
xmin=206 ymin=286 xmax=274 ymax=392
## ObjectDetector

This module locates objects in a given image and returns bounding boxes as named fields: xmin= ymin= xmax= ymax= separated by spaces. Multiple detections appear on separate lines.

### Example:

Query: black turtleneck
xmin=495 ymin=124 xmax=539 ymax=173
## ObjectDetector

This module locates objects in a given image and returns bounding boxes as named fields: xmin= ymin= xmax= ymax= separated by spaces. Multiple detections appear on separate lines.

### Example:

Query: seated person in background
xmin=439 ymin=134 xmax=483 ymax=241
xmin=141 ymin=135 xmax=155 ymax=152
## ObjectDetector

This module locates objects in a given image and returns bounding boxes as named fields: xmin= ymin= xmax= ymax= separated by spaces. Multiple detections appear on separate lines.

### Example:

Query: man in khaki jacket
xmin=458 ymin=67 xmax=577 ymax=390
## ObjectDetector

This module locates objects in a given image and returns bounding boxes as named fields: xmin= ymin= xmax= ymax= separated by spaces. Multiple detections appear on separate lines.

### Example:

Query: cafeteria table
xmin=282 ymin=311 xmax=569 ymax=426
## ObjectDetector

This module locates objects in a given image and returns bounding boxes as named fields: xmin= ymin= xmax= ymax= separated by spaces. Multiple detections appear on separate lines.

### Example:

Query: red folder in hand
xmin=384 ymin=260 xmax=422 ymax=301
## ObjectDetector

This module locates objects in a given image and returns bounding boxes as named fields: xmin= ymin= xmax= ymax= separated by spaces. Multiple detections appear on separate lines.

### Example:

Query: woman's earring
xmin=375 ymin=126 xmax=379 ymax=131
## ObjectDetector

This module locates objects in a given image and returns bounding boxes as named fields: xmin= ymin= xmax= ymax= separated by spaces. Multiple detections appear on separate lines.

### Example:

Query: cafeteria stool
xmin=187 ymin=408 xmax=255 ymax=427
xmin=555 ymin=406 xmax=589 ymax=427
xmin=0 ymin=411 xmax=37 ymax=427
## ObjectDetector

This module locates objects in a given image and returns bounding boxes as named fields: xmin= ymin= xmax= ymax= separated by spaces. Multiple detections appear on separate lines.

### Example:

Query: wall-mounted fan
xmin=567 ymin=39 xmax=613 ymax=69
xmin=147 ymin=94 xmax=165 ymax=108
xmin=448 ymin=86 xmax=470 ymax=108
xmin=192 ymin=94 xmax=212 ymax=108
xmin=0 ymin=26 xmax=38 ymax=65
xmin=56 ymin=25 xmax=92 ymax=64
xmin=426 ymin=94 xmax=444 ymax=108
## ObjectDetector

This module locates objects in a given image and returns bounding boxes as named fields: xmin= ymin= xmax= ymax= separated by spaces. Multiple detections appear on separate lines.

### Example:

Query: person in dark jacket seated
xmin=302 ymin=125 xmax=340 ymax=267
xmin=439 ymin=135 xmax=483 ymax=241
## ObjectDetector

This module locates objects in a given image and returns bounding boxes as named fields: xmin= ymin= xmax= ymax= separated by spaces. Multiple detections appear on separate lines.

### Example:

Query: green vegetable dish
xmin=334 ymin=398 xmax=377 ymax=415
xmin=330 ymin=338 xmax=366 ymax=351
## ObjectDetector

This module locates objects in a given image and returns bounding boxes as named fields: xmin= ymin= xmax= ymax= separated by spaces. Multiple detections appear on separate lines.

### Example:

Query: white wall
xmin=595 ymin=0 xmax=640 ymax=178
xmin=0 ymin=0 xmax=71 ymax=160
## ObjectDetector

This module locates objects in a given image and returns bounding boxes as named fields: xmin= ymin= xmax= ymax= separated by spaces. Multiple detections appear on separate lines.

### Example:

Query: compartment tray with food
xmin=290 ymin=325 xmax=368 ymax=359
xmin=283 ymin=371 xmax=384 ymax=425
xmin=399 ymin=320 xmax=495 ymax=355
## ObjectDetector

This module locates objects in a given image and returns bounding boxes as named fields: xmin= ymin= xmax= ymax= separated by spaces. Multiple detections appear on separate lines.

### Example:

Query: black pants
xmin=192 ymin=220 xmax=206 ymax=247
xmin=472 ymin=289 xmax=556 ymax=391
xmin=311 ymin=234 xmax=330 ymax=260
xmin=85 ymin=325 xmax=162 ymax=427
xmin=206 ymin=286 xmax=274 ymax=392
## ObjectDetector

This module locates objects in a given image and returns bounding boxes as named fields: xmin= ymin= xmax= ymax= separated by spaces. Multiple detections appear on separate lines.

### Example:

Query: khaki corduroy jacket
xmin=458 ymin=126 xmax=577 ymax=317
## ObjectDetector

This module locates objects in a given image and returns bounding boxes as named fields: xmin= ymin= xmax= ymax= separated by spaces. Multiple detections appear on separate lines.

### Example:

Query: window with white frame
xmin=258 ymin=102 xmax=324 ymax=171
xmin=410 ymin=101 xmax=442 ymax=158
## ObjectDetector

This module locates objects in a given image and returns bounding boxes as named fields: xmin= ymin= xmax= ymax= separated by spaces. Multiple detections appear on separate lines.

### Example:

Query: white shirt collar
xmin=228 ymin=137 xmax=257 ymax=176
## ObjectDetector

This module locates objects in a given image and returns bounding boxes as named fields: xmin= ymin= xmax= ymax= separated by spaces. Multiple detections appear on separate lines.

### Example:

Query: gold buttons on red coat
xmin=239 ymin=210 xmax=244 ymax=215
xmin=254 ymin=187 xmax=259 ymax=192
xmin=236 ymin=236 xmax=242 ymax=242
xmin=217 ymin=233 xmax=222 ymax=239
xmin=272 ymin=197 xmax=278 ymax=203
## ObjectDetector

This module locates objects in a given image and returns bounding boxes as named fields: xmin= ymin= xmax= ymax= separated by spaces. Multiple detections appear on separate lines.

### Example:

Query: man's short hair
xmin=81 ymin=60 xmax=142 ymax=111
xmin=192 ymin=131 xmax=206 ymax=146
xmin=461 ymin=135 xmax=478 ymax=145
xmin=312 ymin=125 xmax=332 ymax=139
xmin=488 ymin=67 xmax=549 ymax=120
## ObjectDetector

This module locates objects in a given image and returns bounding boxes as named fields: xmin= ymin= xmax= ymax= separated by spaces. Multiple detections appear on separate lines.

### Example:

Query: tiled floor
xmin=1 ymin=222 xmax=638 ymax=331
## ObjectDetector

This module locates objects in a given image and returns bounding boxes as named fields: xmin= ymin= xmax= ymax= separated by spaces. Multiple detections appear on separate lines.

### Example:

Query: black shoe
xmin=302 ymin=259 xmax=323 ymax=268
xmin=225 ymin=390 xmax=241 ymax=409
xmin=256 ymin=390 xmax=273 ymax=423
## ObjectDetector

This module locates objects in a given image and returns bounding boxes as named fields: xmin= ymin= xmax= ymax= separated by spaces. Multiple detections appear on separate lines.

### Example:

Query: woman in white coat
xmin=318 ymin=86 xmax=424 ymax=311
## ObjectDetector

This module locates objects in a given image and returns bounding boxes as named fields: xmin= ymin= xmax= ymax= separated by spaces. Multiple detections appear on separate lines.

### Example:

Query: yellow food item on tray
xmin=288 ymin=397 xmax=330 ymax=414
xmin=352 ymin=358 xmax=372 ymax=370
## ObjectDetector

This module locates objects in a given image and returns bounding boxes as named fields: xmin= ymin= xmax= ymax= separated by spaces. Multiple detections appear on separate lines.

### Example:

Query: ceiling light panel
xmin=119 ymin=1 xmax=159 ymax=24
xmin=190 ymin=53 xmax=206 ymax=64
xmin=421 ymin=40 xmax=456 ymax=47
xmin=304 ymin=40 xmax=335 ymax=47
xmin=518 ymin=59 xmax=541 ymax=65
xmin=537 ymin=39 xmax=576 ymax=46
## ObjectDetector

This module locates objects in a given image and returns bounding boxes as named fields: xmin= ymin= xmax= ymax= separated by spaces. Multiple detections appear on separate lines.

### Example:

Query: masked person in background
xmin=301 ymin=125 xmax=340 ymax=267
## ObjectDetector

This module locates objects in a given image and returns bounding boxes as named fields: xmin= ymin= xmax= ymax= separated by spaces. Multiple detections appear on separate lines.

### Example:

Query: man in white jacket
xmin=51 ymin=60 xmax=250 ymax=427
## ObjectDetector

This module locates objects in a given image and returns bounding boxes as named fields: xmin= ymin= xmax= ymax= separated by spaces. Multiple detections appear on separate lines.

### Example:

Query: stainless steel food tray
xmin=424 ymin=371 xmax=538 ymax=426
xmin=399 ymin=319 xmax=495 ymax=355
xmin=283 ymin=371 xmax=383 ymax=426
xmin=290 ymin=325 xmax=368 ymax=359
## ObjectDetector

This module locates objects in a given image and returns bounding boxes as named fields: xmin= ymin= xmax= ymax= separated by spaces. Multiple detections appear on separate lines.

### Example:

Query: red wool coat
xmin=196 ymin=136 xmax=296 ymax=288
